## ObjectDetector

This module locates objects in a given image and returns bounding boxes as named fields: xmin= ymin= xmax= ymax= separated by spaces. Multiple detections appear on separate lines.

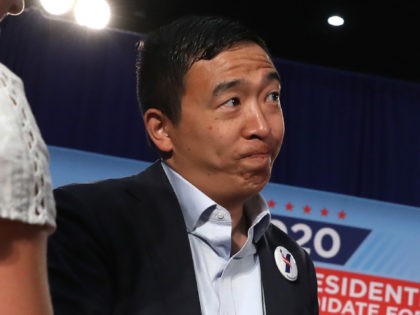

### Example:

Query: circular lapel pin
xmin=274 ymin=246 xmax=298 ymax=282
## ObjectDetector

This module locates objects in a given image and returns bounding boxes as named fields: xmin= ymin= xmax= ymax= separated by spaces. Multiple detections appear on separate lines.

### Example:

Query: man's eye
xmin=223 ymin=98 xmax=240 ymax=107
xmin=267 ymin=91 xmax=280 ymax=103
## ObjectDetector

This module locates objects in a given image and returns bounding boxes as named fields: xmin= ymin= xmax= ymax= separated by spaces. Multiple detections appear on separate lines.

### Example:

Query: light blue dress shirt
xmin=162 ymin=162 xmax=271 ymax=315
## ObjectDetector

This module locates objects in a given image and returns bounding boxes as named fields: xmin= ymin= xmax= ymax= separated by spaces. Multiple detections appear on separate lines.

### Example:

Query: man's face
xmin=164 ymin=43 xmax=285 ymax=207
xmin=0 ymin=0 xmax=24 ymax=21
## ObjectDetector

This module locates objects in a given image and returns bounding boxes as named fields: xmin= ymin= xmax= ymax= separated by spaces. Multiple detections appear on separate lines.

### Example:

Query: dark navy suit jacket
xmin=48 ymin=161 xmax=319 ymax=314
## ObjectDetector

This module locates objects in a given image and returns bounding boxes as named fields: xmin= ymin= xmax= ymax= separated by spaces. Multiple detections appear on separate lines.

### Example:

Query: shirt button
xmin=216 ymin=211 xmax=225 ymax=220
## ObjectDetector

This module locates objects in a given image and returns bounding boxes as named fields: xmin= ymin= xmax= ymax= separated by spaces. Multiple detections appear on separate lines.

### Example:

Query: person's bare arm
xmin=0 ymin=219 xmax=54 ymax=315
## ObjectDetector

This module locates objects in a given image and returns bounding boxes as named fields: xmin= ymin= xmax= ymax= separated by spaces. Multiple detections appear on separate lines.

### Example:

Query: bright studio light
xmin=40 ymin=0 xmax=75 ymax=15
xmin=74 ymin=0 xmax=111 ymax=29
xmin=328 ymin=15 xmax=345 ymax=27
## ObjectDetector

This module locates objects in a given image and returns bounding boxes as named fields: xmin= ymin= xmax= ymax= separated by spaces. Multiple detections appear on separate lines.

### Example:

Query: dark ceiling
xmin=29 ymin=0 xmax=420 ymax=83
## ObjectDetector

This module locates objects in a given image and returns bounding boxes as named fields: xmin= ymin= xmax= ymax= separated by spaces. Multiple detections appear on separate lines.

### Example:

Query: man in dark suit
xmin=47 ymin=15 xmax=319 ymax=315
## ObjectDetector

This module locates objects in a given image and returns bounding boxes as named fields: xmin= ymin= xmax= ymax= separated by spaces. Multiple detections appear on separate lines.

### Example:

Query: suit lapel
xmin=259 ymin=229 xmax=312 ymax=315
xmin=127 ymin=161 xmax=202 ymax=315
xmin=258 ymin=236 xmax=286 ymax=314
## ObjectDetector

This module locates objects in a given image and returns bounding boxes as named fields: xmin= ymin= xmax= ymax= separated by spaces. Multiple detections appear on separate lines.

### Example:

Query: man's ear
xmin=143 ymin=108 xmax=173 ymax=154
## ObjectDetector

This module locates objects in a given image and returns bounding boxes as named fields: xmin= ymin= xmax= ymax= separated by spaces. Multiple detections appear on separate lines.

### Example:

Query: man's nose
xmin=243 ymin=104 xmax=270 ymax=139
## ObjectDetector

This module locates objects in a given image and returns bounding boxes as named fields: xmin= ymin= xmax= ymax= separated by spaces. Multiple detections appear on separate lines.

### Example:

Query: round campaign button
xmin=274 ymin=246 xmax=298 ymax=282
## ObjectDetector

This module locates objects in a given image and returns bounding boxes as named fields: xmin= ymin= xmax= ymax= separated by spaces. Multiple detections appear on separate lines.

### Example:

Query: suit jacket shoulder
xmin=48 ymin=161 xmax=201 ymax=315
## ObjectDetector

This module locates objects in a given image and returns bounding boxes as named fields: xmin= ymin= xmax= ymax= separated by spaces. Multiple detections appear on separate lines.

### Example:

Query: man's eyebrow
xmin=212 ymin=71 xmax=281 ymax=96
xmin=266 ymin=71 xmax=281 ymax=85
xmin=213 ymin=80 xmax=241 ymax=96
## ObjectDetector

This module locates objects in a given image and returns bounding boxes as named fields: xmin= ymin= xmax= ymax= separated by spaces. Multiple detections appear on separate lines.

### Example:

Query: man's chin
xmin=241 ymin=169 xmax=271 ymax=191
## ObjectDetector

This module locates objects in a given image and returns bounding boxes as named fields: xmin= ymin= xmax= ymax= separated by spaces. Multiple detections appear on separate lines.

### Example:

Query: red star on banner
xmin=338 ymin=210 xmax=347 ymax=219
xmin=303 ymin=205 xmax=311 ymax=214
xmin=285 ymin=202 xmax=294 ymax=211
xmin=267 ymin=200 xmax=276 ymax=208
xmin=321 ymin=208 xmax=329 ymax=216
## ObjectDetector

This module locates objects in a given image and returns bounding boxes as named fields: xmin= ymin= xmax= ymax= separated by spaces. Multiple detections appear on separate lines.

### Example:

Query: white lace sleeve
xmin=0 ymin=63 xmax=56 ymax=229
